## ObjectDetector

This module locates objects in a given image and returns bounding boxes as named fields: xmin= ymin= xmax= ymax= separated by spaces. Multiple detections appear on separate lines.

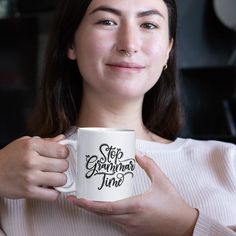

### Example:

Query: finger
xmin=101 ymin=214 xmax=131 ymax=226
xmin=136 ymin=151 xmax=171 ymax=186
xmin=67 ymin=196 xmax=142 ymax=215
xmin=34 ymin=171 xmax=67 ymax=187
xmin=135 ymin=151 xmax=159 ymax=182
xmin=36 ymin=156 xmax=69 ymax=172
xmin=67 ymin=197 xmax=136 ymax=227
xmin=18 ymin=136 xmax=31 ymax=140
xmin=136 ymin=151 xmax=168 ymax=183
xmin=29 ymin=186 xmax=60 ymax=201
xmin=44 ymin=134 xmax=65 ymax=142
xmin=29 ymin=138 xmax=69 ymax=159
xmin=24 ymin=170 xmax=65 ymax=186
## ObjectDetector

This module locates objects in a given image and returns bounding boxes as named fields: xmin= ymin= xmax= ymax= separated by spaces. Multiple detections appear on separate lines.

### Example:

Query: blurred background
xmin=0 ymin=0 xmax=235 ymax=148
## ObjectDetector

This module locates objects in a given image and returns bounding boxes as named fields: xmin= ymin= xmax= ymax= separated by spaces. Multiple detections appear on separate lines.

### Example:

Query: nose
xmin=116 ymin=23 xmax=140 ymax=56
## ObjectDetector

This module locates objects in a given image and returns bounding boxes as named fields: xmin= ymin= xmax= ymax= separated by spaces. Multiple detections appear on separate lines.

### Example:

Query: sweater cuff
xmin=193 ymin=210 xmax=236 ymax=236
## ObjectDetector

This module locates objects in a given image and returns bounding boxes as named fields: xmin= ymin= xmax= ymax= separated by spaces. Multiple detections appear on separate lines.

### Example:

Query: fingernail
xmin=66 ymin=195 xmax=76 ymax=203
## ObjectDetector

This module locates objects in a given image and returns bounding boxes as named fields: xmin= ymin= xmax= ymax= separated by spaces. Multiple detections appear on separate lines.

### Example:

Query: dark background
xmin=176 ymin=0 xmax=236 ymax=141
xmin=0 ymin=0 xmax=235 ymax=148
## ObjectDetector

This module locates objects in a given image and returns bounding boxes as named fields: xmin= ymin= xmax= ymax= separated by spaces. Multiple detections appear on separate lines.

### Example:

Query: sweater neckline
xmin=66 ymin=126 xmax=188 ymax=152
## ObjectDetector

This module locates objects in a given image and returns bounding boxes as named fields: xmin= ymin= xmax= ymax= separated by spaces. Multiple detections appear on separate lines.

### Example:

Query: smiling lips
xmin=106 ymin=62 xmax=145 ymax=73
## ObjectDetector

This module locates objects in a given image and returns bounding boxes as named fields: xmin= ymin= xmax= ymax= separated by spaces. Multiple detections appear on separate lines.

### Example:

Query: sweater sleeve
xmin=193 ymin=210 xmax=236 ymax=236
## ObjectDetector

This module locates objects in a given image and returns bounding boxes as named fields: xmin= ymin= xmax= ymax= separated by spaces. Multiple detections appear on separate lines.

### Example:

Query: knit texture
xmin=0 ymin=134 xmax=236 ymax=236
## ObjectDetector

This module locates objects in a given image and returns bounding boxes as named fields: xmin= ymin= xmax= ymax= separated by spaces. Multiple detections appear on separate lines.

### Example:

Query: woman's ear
xmin=165 ymin=38 xmax=174 ymax=62
xmin=67 ymin=45 xmax=77 ymax=60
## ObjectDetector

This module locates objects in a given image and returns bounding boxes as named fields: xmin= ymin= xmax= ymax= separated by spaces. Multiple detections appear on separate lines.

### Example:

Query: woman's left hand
xmin=67 ymin=153 xmax=199 ymax=236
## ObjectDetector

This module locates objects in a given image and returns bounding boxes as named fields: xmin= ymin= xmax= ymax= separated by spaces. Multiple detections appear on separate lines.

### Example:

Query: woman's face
xmin=68 ymin=0 xmax=173 ymax=100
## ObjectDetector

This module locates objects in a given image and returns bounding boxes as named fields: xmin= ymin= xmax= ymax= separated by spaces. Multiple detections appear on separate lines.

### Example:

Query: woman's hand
xmin=67 ymin=153 xmax=199 ymax=236
xmin=0 ymin=135 xmax=69 ymax=201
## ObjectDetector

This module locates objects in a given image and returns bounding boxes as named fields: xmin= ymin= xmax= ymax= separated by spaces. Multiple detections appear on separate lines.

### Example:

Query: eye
xmin=141 ymin=22 xmax=159 ymax=30
xmin=96 ymin=19 xmax=117 ymax=26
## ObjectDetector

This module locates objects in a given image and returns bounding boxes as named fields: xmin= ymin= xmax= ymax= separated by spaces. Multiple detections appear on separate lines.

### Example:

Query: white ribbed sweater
xmin=0 ymin=136 xmax=236 ymax=236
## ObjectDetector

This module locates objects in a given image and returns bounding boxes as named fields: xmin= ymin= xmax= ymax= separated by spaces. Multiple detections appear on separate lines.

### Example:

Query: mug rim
xmin=77 ymin=127 xmax=135 ymax=132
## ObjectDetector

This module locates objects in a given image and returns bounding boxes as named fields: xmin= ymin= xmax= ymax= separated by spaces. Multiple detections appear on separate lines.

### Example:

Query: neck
xmin=76 ymin=86 xmax=171 ymax=144
xmin=77 ymin=90 xmax=151 ymax=140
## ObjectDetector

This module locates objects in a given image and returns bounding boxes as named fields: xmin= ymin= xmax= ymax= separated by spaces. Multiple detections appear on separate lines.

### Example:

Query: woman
xmin=0 ymin=0 xmax=235 ymax=235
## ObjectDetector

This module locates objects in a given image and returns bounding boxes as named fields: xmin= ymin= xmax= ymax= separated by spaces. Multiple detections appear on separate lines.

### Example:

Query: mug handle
xmin=55 ymin=139 xmax=77 ymax=193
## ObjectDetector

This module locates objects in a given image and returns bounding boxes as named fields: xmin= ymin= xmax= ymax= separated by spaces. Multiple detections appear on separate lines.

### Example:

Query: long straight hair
xmin=29 ymin=0 xmax=182 ymax=140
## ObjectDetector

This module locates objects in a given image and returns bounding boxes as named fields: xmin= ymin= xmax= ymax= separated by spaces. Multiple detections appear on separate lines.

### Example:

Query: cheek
xmin=143 ymin=39 xmax=169 ymax=87
xmin=79 ymin=31 xmax=114 ymax=61
xmin=145 ymin=39 xmax=168 ymax=63
xmin=74 ymin=33 xmax=109 ymax=78
xmin=144 ymin=37 xmax=170 ymax=78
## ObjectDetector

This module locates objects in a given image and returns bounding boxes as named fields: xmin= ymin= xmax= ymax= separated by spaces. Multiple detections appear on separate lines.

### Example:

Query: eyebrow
xmin=89 ymin=6 xmax=165 ymax=19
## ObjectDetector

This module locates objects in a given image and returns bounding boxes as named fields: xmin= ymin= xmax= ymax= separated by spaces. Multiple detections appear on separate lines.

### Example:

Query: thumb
xmin=44 ymin=134 xmax=65 ymax=142
xmin=135 ymin=151 xmax=168 ymax=185
xmin=18 ymin=136 xmax=31 ymax=140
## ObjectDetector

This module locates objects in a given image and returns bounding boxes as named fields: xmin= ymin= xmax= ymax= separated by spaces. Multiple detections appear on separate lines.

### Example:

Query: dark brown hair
xmin=29 ymin=0 xmax=182 ymax=140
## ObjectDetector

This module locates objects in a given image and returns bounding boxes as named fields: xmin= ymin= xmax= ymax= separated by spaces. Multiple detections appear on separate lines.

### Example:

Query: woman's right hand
xmin=0 ymin=135 xmax=69 ymax=201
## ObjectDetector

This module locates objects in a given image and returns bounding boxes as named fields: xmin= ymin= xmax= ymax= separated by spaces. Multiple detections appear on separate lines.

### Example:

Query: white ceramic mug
xmin=57 ymin=128 xmax=136 ymax=201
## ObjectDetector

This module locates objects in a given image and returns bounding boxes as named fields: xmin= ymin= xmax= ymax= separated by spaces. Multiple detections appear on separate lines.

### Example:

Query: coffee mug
xmin=56 ymin=128 xmax=136 ymax=201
